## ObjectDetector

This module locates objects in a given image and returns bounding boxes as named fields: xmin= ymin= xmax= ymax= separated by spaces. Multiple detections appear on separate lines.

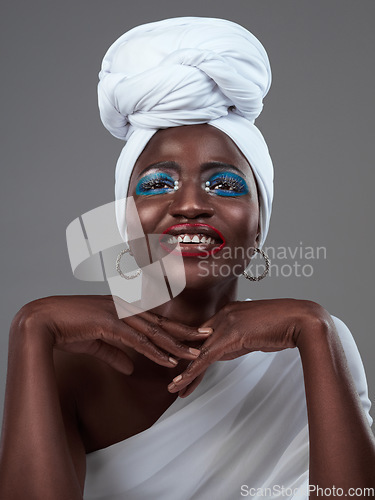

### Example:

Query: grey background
xmin=1 ymin=0 xmax=374 ymax=422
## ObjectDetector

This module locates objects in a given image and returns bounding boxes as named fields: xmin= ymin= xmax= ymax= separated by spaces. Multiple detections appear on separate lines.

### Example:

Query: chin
xmin=176 ymin=258 xmax=240 ymax=292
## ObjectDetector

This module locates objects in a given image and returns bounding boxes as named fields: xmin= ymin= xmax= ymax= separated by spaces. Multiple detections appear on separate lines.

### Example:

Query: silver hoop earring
xmin=242 ymin=248 xmax=270 ymax=282
xmin=116 ymin=249 xmax=142 ymax=280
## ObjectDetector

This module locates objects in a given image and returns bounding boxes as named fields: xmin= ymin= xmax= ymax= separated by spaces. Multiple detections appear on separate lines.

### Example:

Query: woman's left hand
xmin=168 ymin=299 xmax=375 ymax=493
xmin=168 ymin=298 xmax=329 ymax=397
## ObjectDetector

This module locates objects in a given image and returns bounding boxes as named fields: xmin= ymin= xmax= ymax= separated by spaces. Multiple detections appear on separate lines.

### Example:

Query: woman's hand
xmin=167 ymin=299 xmax=375 ymax=494
xmin=1 ymin=295 xmax=211 ymax=500
xmin=19 ymin=295 xmax=211 ymax=375
xmin=167 ymin=298 xmax=329 ymax=397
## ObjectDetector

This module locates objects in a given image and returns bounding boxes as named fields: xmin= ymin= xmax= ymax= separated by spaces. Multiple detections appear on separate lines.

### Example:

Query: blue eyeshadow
xmin=136 ymin=172 xmax=176 ymax=196
xmin=206 ymin=172 xmax=249 ymax=196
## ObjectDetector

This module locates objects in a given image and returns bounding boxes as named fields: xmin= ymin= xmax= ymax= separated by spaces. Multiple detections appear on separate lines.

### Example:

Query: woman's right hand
xmin=16 ymin=295 xmax=210 ymax=375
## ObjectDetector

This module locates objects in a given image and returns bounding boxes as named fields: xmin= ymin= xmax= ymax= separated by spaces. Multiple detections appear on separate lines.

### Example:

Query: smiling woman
xmin=0 ymin=16 xmax=375 ymax=500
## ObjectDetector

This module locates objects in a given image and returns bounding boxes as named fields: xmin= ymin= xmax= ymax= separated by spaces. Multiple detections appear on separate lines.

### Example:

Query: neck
xmin=143 ymin=278 xmax=238 ymax=327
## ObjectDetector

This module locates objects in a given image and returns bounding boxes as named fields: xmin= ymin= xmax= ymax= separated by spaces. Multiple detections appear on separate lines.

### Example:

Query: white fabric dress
xmin=83 ymin=315 xmax=372 ymax=500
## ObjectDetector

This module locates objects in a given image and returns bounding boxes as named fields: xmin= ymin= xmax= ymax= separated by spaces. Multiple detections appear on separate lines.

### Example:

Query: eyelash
xmin=135 ymin=171 xmax=248 ymax=197
xmin=136 ymin=173 xmax=176 ymax=195
xmin=207 ymin=173 xmax=248 ymax=196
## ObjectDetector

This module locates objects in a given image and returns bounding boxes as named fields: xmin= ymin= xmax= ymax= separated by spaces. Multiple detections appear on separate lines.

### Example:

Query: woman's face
xmin=127 ymin=124 xmax=260 ymax=289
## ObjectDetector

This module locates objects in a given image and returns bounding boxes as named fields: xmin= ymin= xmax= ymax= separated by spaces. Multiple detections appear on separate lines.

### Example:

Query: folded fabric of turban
xmin=98 ymin=17 xmax=274 ymax=248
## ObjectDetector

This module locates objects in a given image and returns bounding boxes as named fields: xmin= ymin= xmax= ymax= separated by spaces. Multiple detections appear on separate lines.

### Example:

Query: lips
xmin=160 ymin=223 xmax=226 ymax=257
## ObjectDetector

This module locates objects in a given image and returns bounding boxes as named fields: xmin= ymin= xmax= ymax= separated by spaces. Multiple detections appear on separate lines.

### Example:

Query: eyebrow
xmin=138 ymin=161 xmax=180 ymax=177
xmin=137 ymin=160 xmax=246 ymax=178
xmin=201 ymin=161 xmax=246 ymax=175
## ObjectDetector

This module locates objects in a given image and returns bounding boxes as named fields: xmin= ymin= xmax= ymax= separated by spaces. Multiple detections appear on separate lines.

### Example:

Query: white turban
xmin=98 ymin=17 xmax=274 ymax=248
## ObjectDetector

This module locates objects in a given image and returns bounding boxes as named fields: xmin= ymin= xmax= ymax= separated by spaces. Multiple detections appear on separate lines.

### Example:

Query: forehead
xmin=131 ymin=124 xmax=254 ymax=176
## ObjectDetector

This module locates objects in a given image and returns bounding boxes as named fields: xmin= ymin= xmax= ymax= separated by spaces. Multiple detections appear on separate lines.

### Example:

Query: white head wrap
xmin=98 ymin=17 xmax=274 ymax=247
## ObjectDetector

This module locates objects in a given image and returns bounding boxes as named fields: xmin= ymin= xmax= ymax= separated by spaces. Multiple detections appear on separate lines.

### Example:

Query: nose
xmin=168 ymin=180 xmax=215 ymax=220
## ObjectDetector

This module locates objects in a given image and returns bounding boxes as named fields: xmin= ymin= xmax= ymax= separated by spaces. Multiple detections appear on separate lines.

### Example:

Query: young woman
xmin=1 ymin=17 xmax=374 ymax=500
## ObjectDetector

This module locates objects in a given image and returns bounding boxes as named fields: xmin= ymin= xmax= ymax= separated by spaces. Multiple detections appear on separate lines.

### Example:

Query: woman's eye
xmin=206 ymin=172 xmax=249 ymax=196
xmin=136 ymin=173 xmax=176 ymax=196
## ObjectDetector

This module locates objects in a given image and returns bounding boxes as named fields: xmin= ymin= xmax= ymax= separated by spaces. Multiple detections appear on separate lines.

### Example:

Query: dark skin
xmin=0 ymin=124 xmax=374 ymax=500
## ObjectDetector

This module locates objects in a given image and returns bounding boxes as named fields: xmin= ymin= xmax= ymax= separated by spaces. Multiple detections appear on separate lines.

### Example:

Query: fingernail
xmin=173 ymin=374 xmax=182 ymax=384
xmin=169 ymin=356 xmax=178 ymax=366
xmin=198 ymin=327 xmax=213 ymax=334
xmin=168 ymin=382 xmax=175 ymax=391
xmin=189 ymin=347 xmax=201 ymax=356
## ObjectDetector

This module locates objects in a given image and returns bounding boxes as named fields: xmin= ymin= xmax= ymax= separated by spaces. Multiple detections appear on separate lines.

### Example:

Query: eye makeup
xmin=205 ymin=171 xmax=249 ymax=196
xmin=135 ymin=169 xmax=249 ymax=197
xmin=136 ymin=172 xmax=176 ymax=196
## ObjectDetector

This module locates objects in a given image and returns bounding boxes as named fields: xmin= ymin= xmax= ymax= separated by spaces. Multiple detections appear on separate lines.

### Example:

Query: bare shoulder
xmin=53 ymin=348 xmax=112 ymax=440
xmin=53 ymin=346 xmax=134 ymax=454
xmin=53 ymin=346 xmax=126 ymax=485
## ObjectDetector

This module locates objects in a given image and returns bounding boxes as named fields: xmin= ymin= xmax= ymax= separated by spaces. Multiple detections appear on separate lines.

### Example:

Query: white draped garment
xmin=83 ymin=315 xmax=372 ymax=500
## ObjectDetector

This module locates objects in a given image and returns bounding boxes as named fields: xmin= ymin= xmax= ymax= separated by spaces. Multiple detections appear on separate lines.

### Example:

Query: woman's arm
xmin=297 ymin=309 xmax=375 ymax=495
xmin=0 ymin=311 xmax=85 ymax=500
xmin=0 ymin=295 xmax=207 ymax=500
xmin=167 ymin=299 xmax=375 ymax=496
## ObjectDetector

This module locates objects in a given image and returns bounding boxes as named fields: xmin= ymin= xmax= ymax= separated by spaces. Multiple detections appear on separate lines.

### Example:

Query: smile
xmin=160 ymin=223 xmax=226 ymax=257
xmin=166 ymin=234 xmax=219 ymax=245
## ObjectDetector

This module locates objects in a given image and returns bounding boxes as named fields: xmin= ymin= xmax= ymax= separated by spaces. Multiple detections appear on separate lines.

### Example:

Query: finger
xmin=106 ymin=294 xmax=212 ymax=343
xmin=121 ymin=314 xmax=204 ymax=360
xmin=178 ymin=372 xmax=206 ymax=398
xmin=167 ymin=343 xmax=220 ymax=393
xmin=133 ymin=310 xmax=214 ymax=341
xmin=111 ymin=322 xmax=184 ymax=368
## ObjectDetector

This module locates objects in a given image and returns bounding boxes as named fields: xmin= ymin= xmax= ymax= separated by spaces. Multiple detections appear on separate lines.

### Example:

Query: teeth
xmin=166 ymin=234 xmax=219 ymax=245
xmin=167 ymin=236 xmax=178 ymax=244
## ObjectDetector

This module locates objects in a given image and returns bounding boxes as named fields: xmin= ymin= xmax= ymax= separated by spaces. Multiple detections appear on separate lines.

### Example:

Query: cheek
xmin=228 ymin=201 xmax=259 ymax=267
xmin=127 ymin=197 xmax=171 ymax=267
xmin=224 ymin=200 xmax=259 ymax=247
xmin=208 ymin=199 xmax=259 ymax=275
xmin=133 ymin=198 xmax=166 ymax=234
